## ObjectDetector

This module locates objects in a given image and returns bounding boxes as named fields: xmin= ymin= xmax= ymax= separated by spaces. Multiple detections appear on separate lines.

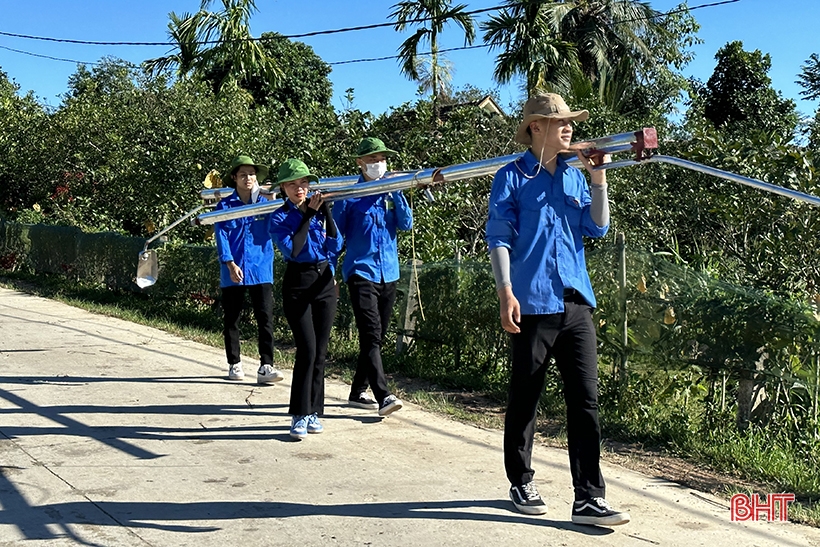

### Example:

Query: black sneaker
xmin=348 ymin=393 xmax=379 ymax=410
xmin=378 ymin=395 xmax=403 ymax=416
xmin=509 ymin=482 xmax=548 ymax=515
xmin=571 ymin=497 xmax=630 ymax=526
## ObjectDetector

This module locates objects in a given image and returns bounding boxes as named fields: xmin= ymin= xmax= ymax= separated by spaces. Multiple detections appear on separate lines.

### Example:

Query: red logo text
xmin=730 ymin=493 xmax=795 ymax=522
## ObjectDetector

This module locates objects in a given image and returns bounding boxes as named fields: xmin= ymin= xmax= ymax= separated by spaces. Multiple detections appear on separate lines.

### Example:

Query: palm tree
xmin=482 ymin=0 xmax=576 ymax=95
xmin=483 ymin=0 xmax=666 ymax=98
xmin=144 ymin=0 xmax=280 ymax=95
xmin=391 ymin=0 xmax=476 ymax=107
xmin=143 ymin=12 xmax=201 ymax=78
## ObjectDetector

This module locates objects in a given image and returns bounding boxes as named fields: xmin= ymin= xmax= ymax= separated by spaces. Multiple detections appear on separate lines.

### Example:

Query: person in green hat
xmin=214 ymin=155 xmax=284 ymax=384
xmin=270 ymin=159 xmax=342 ymax=440
xmin=332 ymin=137 xmax=411 ymax=417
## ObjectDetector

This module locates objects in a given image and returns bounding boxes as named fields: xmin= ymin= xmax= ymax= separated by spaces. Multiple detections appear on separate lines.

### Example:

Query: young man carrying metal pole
xmin=486 ymin=95 xmax=630 ymax=526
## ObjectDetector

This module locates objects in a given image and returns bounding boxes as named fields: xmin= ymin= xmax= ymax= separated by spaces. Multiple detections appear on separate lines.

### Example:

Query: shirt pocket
xmin=518 ymin=198 xmax=551 ymax=238
xmin=563 ymin=192 xmax=588 ymax=226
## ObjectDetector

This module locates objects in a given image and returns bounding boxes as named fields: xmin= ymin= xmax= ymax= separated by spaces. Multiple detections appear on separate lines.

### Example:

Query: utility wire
xmin=330 ymin=44 xmax=488 ymax=66
xmin=0 ymin=43 xmax=96 ymax=65
xmin=0 ymin=0 xmax=743 ymax=67
xmin=329 ymin=0 xmax=743 ymax=66
xmin=0 ymin=0 xmax=739 ymax=48
xmin=0 ymin=2 xmax=513 ymax=47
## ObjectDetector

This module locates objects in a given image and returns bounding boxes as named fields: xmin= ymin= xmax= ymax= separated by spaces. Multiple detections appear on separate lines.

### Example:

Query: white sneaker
xmin=257 ymin=364 xmax=284 ymax=384
xmin=228 ymin=363 xmax=244 ymax=381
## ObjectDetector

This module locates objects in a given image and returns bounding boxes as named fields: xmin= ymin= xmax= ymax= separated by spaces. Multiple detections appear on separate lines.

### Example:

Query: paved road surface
xmin=1 ymin=287 xmax=818 ymax=546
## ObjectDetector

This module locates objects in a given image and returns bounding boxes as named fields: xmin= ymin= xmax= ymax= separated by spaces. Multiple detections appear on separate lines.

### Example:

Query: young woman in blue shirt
xmin=270 ymin=159 xmax=343 ymax=440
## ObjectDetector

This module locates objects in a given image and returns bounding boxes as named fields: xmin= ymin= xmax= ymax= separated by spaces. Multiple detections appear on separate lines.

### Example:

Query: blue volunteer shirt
xmin=333 ymin=175 xmax=413 ymax=283
xmin=485 ymin=150 xmax=608 ymax=315
xmin=214 ymin=190 xmax=275 ymax=288
xmin=270 ymin=200 xmax=343 ymax=272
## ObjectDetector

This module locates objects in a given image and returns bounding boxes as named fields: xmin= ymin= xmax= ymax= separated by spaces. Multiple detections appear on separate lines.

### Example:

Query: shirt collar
xmin=226 ymin=189 xmax=266 ymax=205
xmin=519 ymin=149 xmax=569 ymax=177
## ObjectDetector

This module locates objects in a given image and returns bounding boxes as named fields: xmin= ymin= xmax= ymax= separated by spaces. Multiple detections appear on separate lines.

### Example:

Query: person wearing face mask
xmin=332 ymin=137 xmax=412 ymax=417
xmin=486 ymin=94 xmax=630 ymax=526
xmin=214 ymin=155 xmax=284 ymax=385
xmin=270 ymin=159 xmax=343 ymax=440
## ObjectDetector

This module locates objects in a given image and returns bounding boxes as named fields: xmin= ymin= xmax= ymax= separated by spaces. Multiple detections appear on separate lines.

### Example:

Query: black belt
xmin=563 ymin=287 xmax=586 ymax=303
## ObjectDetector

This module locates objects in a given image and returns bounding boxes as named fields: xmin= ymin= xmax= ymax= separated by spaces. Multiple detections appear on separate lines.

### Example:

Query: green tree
xmin=797 ymin=52 xmax=820 ymax=101
xmin=702 ymin=41 xmax=798 ymax=138
xmin=483 ymin=0 xmax=673 ymax=99
xmin=142 ymin=11 xmax=200 ymax=78
xmin=482 ymin=0 xmax=575 ymax=94
xmin=0 ymin=68 xmax=48 ymax=215
xmin=391 ymin=0 xmax=476 ymax=107
xmin=237 ymin=32 xmax=333 ymax=114
xmin=144 ymin=0 xmax=280 ymax=96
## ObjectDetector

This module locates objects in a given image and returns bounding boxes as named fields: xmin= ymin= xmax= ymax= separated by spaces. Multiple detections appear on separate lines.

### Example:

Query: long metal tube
xmin=141 ymin=204 xmax=205 ymax=253
xmin=197 ymin=167 xmax=436 ymax=225
xmin=199 ymin=176 xmax=361 ymax=203
xmin=195 ymin=133 xmax=652 ymax=226
xmin=599 ymin=155 xmax=820 ymax=208
xmin=198 ymin=170 xmax=428 ymax=203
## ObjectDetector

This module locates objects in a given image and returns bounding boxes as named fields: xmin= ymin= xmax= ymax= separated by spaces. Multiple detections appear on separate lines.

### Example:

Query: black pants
xmin=347 ymin=275 xmax=396 ymax=403
xmin=504 ymin=299 xmax=605 ymax=501
xmin=282 ymin=261 xmax=336 ymax=417
xmin=221 ymin=283 xmax=274 ymax=366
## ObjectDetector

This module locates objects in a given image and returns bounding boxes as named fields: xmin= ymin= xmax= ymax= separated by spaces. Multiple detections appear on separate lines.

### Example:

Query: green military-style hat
xmin=226 ymin=155 xmax=269 ymax=188
xmin=355 ymin=137 xmax=398 ymax=158
xmin=276 ymin=158 xmax=319 ymax=185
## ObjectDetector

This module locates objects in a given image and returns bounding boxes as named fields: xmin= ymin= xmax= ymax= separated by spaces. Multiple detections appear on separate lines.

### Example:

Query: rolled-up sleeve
xmin=214 ymin=201 xmax=234 ymax=263
xmin=392 ymin=191 xmax=413 ymax=231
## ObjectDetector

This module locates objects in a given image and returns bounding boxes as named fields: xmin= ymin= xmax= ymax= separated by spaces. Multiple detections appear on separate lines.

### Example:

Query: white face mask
xmin=364 ymin=160 xmax=387 ymax=180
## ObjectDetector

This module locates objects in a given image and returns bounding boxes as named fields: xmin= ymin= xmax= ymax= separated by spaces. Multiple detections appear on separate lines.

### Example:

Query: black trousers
xmin=221 ymin=283 xmax=274 ymax=366
xmin=504 ymin=298 xmax=606 ymax=501
xmin=347 ymin=274 xmax=396 ymax=403
xmin=282 ymin=261 xmax=336 ymax=417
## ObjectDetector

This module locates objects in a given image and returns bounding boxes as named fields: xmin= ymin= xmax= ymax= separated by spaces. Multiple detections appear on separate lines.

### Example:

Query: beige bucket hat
xmin=514 ymin=93 xmax=589 ymax=145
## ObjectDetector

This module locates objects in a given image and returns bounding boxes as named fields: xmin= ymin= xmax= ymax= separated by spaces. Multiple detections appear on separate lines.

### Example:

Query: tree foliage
xmin=240 ymin=32 xmax=333 ymax=113
xmin=797 ymin=52 xmax=820 ymax=101
xmin=144 ymin=0 xmax=281 ymax=96
xmin=482 ymin=0 xmax=688 ymax=107
xmin=0 ymin=68 xmax=48 ymax=215
xmin=701 ymin=41 xmax=798 ymax=138
xmin=391 ymin=0 xmax=476 ymax=104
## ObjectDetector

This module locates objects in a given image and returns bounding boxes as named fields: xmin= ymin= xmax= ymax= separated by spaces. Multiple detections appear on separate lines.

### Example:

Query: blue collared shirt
xmin=270 ymin=200 xmax=343 ymax=272
xmin=333 ymin=175 xmax=413 ymax=283
xmin=214 ymin=190 xmax=275 ymax=288
xmin=486 ymin=150 xmax=608 ymax=314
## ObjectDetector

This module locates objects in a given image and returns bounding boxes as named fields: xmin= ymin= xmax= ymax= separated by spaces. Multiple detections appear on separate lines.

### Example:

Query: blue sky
xmin=0 ymin=0 xmax=817 ymax=119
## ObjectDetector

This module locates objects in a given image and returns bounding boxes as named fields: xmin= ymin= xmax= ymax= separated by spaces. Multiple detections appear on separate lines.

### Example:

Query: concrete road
xmin=1 ymin=287 xmax=818 ymax=547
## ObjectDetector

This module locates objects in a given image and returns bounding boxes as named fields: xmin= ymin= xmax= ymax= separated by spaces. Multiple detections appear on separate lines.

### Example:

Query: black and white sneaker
xmin=378 ymin=395 xmax=403 ymax=416
xmin=348 ymin=393 xmax=379 ymax=410
xmin=509 ymin=482 xmax=548 ymax=515
xmin=571 ymin=497 xmax=630 ymax=526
